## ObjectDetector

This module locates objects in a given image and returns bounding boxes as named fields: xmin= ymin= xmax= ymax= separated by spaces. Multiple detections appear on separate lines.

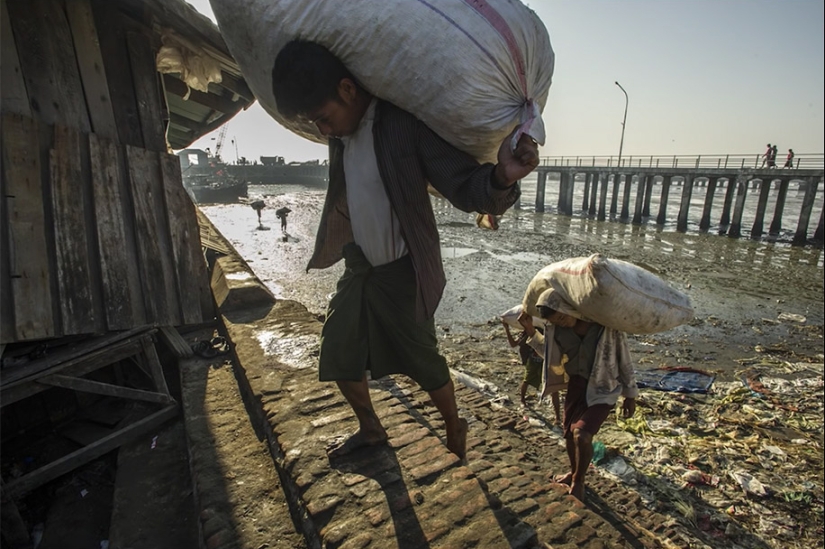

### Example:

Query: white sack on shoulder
xmin=522 ymin=254 xmax=694 ymax=335
xmin=209 ymin=0 xmax=554 ymax=162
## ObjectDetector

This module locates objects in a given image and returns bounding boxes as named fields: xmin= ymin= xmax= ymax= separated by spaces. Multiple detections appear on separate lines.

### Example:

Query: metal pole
xmin=615 ymin=81 xmax=628 ymax=168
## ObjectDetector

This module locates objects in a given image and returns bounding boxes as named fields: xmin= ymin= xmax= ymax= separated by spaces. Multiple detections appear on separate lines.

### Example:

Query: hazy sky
xmin=184 ymin=0 xmax=824 ymax=162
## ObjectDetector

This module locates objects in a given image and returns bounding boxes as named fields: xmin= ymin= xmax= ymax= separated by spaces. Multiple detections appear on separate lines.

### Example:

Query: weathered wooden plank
xmin=140 ymin=337 xmax=171 ymax=397
xmin=89 ymin=134 xmax=145 ymax=330
xmin=676 ymin=175 xmax=694 ymax=233
xmin=793 ymin=177 xmax=820 ymax=245
xmin=656 ymin=176 xmax=672 ymax=225
xmin=92 ymin=0 xmax=143 ymax=147
xmin=750 ymin=176 xmax=774 ymax=239
xmin=5 ymin=0 xmax=90 ymax=131
xmin=0 ymin=0 xmax=30 ymax=117
xmin=768 ymin=179 xmax=790 ymax=235
xmin=699 ymin=177 xmax=718 ymax=231
xmin=127 ymin=32 xmax=167 ymax=152
xmin=160 ymin=153 xmax=211 ymax=325
xmin=1 ymin=114 xmax=54 ymax=341
xmin=126 ymin=146 xmax=181 ymax=326
xmin=50 ymin=124 xmax=100 ymax=335
xmin=728 ymin=177 xmax=750 ymax=238
xmin=2 ymin=404 xmax=178 ymax=499
xmin=38 ymin=374 xmax=173 ymax=404
xmin=65 ymin=0 xmax=118 ymax=140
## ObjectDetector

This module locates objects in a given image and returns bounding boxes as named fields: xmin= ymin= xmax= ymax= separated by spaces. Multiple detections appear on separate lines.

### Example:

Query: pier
xmin=529 ymin=154 xmax=824 ymax=247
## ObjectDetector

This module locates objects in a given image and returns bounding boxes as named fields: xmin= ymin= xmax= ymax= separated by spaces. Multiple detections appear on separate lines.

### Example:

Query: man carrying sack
xmin=272 ymin=40 xmax=539 ymax=460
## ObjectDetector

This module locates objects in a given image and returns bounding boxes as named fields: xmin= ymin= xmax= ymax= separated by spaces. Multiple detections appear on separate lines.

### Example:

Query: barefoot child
xmin=502 ymin=320 xmax=564 ymax=423
xmin=519 ymin=288 xmax=638 ymax=501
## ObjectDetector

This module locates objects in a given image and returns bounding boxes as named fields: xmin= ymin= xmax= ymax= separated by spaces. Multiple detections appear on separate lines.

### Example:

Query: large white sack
xmin=209 ymin=0 xmax=554 ymax=162
xmin=522 ymin=255 xmax=694 ymax=334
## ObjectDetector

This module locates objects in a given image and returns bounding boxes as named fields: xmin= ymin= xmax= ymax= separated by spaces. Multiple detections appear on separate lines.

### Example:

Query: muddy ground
xmin=200 ymin=183 xmax=824 ymax=548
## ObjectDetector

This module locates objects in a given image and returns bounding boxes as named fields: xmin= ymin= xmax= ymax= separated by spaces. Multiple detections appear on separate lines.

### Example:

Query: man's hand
xmin=517 ymin=311 xmax=535 ymax=337
xmin=494 ymin=131 xmax=540 ymax=187
xmin=622 ymin=398 xmax=636 ymax=418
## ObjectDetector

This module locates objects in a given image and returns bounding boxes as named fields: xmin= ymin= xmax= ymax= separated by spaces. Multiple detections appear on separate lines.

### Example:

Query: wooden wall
xmin=1 ymin=0 xmax=214 ymax=344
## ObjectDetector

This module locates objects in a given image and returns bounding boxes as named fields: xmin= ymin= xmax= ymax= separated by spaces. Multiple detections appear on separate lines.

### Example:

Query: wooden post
xmin=588 ymin=173 xmax=599 ymax=216
xmin=597 ymin=172 xmax=609 ymax=221
xmin=557 ymin=171 xmax=569 ymax=214
xmin=768 ymin=179 xmax=790 ymax=235
xmin=514 ymin=182 xmax=521 ymax=209
xmin=535 ymin=171 xmax=547 ymax=213
xmin=676 ymin=174 xmax=695 ymax=232
xmin=813 ymin=205 xmax=824 ymax=247
xmin=642 ymin=174 xmax=654 ymax=217
xmin=750 ymin=176 xmax=774 ymax=239
xmin=563 ymin=172 xmax=575 ymax=214
xmin=728 ymin=176 xmax=750 ymax=238
xmin=620 ymin=174 xmax=633 ymax=221
xmin=656 ymin=175 xmax=672 ymax=225
xmin=632 ymin=174 xmax=645 ymax=224
xmin=581 ymin=173 xmax=591 ymax=212
xmin=793 ymin=177 xmax=820 ymax=245
xmin=699 ymin=177 xmax=718 ymax=231
xmin=719 ymin=176 xmax=737 ymax=228
xmin=610 ymin=173 xmax=621 ymax=216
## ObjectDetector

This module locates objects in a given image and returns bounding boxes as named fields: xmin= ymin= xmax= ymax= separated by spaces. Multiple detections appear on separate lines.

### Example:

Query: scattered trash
xmin=730 ymin=470 xmax=769 ymax=497
xmin=592 ymin=441 xmax=606 ymax=464
xmin=80 ymin=489 xmax=89 ymax=498
xmin=777 ymin=312 xmax=806 ymax=323
xmin=32 ymin=523 xmax=44 ymax=549
xmin=151 ymin=436 xmax=158 ymax=450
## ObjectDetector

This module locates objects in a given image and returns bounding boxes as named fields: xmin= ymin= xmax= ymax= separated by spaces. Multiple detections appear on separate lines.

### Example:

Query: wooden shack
xmin=0 ymin=0 xmax=255 ymax=540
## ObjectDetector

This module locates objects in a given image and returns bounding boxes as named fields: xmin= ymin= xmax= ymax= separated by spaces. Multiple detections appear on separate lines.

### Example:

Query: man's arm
xmin=416 ymin=122 xmax=536 ymax=215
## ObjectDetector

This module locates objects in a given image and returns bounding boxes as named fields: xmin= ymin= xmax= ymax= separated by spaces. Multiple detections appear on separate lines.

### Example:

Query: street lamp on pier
xmin=615 ymin=81 xmax=628 ymax=167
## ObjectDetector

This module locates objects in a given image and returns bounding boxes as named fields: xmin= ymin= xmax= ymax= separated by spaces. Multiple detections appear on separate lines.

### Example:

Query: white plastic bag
xmin=209 ymin=0 xmax=554 ymax=162
xmin=522 ymin=254 xmax=694 ymax=334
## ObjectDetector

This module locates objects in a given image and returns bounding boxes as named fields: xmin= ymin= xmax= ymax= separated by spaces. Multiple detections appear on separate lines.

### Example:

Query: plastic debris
xmin=730 ymin=470 xmax=769 ymax=497
xmin=777 ymin=312 xmax=806 ymax=323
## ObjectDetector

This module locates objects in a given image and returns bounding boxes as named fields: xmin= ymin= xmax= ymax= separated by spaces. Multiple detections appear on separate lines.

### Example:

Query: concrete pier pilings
xmin=528 ymin=165 xmax=823 ymax=246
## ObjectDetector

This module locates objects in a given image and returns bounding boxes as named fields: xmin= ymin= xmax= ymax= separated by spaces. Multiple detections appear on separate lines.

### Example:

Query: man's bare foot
xmin=569 ymin=480 xmax=585 ymax=501
xmin=553 ymin=472 xmax=573 ymax=485
xmin=326 ymin=430 xmax=388 ymax=458
xmin=446 ymin=418 xmax=469 ymax=460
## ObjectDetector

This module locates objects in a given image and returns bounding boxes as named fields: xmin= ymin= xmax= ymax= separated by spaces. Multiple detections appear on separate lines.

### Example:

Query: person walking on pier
xmin=272 ymin=40 xmax=538 ymax=461
xmin=518 ymin=288 xmax=638 ymax=502
xmin=761 ymin=143 xmax=772 ymax=168
xmin=768 ymin=145 xmax=778 ymax=168
xmin=784 ymin=149 xmax=795 ymax=169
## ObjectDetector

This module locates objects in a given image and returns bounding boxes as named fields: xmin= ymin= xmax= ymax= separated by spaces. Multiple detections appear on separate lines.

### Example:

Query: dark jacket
xmin=307 ymin=100 xmax=520 ymax=320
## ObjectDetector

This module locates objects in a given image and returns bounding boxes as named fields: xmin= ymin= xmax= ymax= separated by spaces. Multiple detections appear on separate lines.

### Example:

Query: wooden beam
xmin=127 ymin=32 xmax=168 ymax=152
xmin=1 ymin=404 xmax=178 ymax=499
xmin=163 ymin=74 xmax=244 ymax=115
xmin=37 ymin=374 xmax=172 ymax=404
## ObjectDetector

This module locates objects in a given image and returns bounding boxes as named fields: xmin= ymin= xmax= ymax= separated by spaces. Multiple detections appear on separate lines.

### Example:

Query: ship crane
xmin=213 ymin=125 xmax=228 ymax=161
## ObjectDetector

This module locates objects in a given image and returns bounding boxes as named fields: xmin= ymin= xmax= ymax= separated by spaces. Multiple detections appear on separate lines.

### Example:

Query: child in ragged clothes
xmin=502 ymin=319 xmax=566 ymax=423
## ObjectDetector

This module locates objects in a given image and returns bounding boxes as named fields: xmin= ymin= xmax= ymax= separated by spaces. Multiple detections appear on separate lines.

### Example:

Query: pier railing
xmin=540 ymin=153 xmax=825 ymax=170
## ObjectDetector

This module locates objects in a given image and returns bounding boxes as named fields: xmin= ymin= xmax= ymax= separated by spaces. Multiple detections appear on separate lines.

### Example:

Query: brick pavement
xmin=184 ymin=223 xmax=718 ymax=549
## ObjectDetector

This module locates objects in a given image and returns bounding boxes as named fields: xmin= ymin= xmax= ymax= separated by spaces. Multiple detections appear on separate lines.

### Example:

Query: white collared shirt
xmin=341 ymin=99 xmax=408 ymax=266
